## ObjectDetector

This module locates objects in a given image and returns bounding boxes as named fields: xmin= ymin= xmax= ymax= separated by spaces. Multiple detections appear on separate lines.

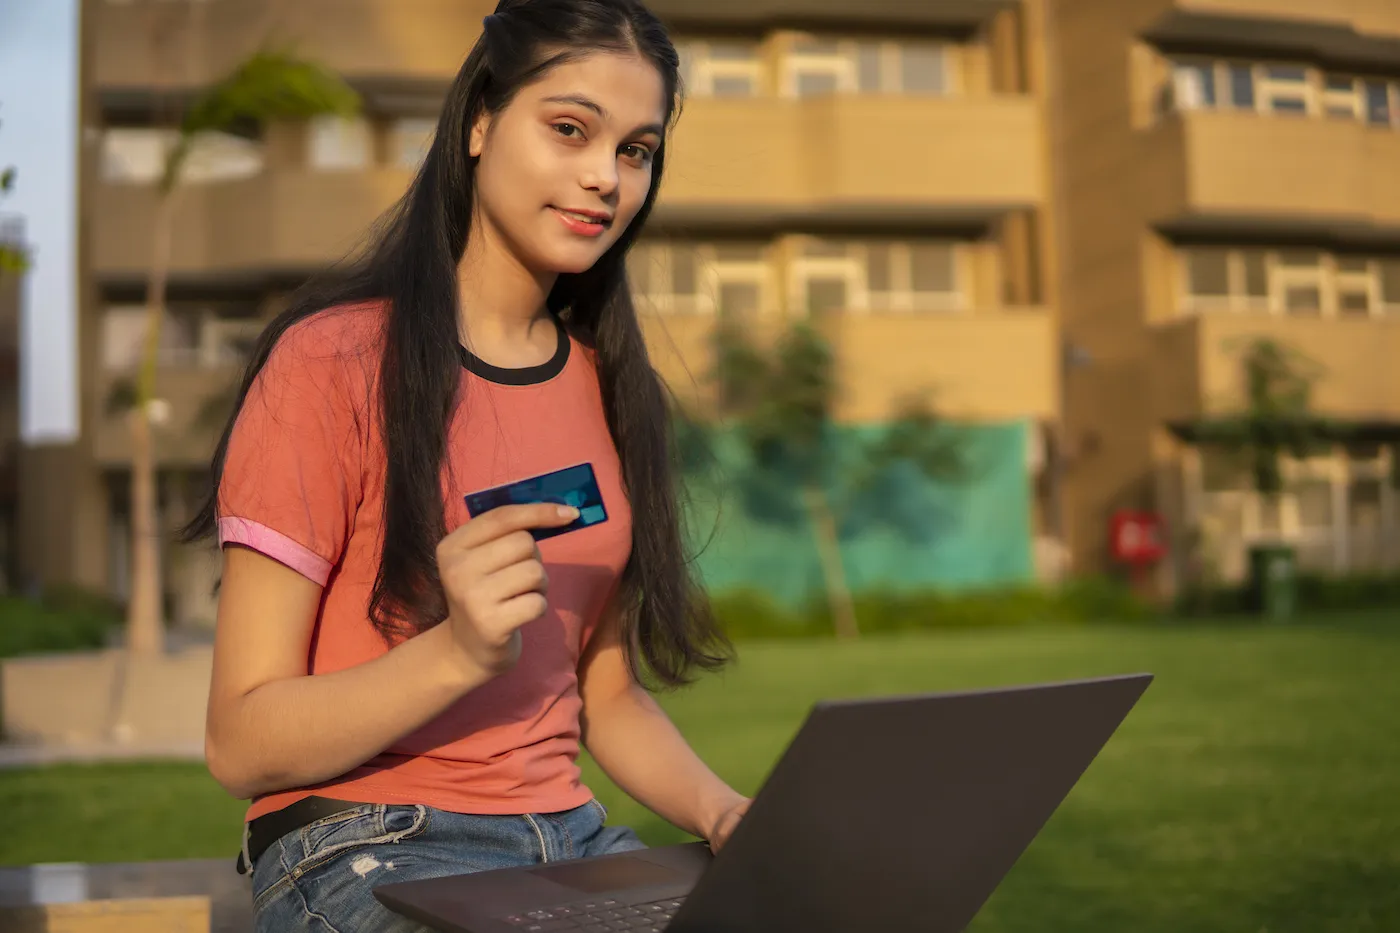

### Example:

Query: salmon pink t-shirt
xmin=217 ymin=302 xmax=633 ymax=822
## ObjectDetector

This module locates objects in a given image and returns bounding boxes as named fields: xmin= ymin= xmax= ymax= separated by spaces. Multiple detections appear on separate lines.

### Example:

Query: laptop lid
xmin=667 ymin=672 xmax=1153 ymax=933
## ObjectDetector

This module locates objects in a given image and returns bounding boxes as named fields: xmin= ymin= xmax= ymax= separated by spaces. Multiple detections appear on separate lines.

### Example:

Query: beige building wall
xmin=1050 ymin=0 xmax=1400 ymax=586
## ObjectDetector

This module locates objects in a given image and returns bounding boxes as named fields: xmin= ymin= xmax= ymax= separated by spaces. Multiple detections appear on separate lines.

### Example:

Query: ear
xmin=468 ymin=109 xmax=492 ymax=158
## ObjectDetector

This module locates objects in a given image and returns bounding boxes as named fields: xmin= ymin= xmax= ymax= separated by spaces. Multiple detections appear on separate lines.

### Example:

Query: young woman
xmin=182 ymin=1 xmax=747 ymax=928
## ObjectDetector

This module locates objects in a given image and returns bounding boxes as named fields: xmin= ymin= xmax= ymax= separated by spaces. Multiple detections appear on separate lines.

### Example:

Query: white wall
xmin=0 ymin=0 xmax=81 ymax=444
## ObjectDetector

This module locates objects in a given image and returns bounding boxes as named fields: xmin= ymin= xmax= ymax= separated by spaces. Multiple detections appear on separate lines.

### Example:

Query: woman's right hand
xmin=435 ymin=502 xmax=580 ymax=677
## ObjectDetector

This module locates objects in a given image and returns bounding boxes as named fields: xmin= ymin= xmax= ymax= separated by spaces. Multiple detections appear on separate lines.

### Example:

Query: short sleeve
xmin=217 ymin=319 xmax=365 ymax=586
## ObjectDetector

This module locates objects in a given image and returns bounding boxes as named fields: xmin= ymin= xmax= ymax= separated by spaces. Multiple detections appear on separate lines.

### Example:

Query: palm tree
xmin=124 ymin=49 xmax=359 ymax=655
xmin=0 ymin=168 xmax=24 ymax=274
xmin=682 ymin=319 xmax=967 ymax=639
xmin=1 ymin=104 xmax=27 ymax=274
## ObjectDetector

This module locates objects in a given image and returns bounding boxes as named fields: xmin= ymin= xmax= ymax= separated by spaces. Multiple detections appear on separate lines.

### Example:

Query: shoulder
xmin=273 ymin=300 xmax=387 ymax=367
xmin=258 ymin=301 xmax=387 ymax=400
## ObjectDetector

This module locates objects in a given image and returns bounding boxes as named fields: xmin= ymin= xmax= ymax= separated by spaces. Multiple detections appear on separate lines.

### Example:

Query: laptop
xmin=374 ymin=672 xmax=1153 ymax=933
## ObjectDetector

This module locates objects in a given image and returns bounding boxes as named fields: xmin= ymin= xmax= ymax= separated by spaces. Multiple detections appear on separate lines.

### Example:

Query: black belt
xmin=236 ymin=795 xmax=376 ymax=875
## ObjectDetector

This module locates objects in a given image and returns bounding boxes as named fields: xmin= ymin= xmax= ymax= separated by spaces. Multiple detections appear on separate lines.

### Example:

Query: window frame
xmin=791 ymin=237 xmax=966 ymax=315
xmin=629 ymin=241 xmax=775 ymax=317
xmin=782 ymin=35 xmax=955 ymax=98
xmin=680 ymin=39 xmax=764 ymax=98
xmin=1177 ymin=247 xmax=1400 ymax=319
xmin=307 ymin=115 xmax=372 ymax=171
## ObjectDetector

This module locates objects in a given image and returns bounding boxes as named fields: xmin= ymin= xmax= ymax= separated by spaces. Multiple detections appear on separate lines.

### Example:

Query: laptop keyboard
xmin=500 ymin=896 xmax=686 ymax=932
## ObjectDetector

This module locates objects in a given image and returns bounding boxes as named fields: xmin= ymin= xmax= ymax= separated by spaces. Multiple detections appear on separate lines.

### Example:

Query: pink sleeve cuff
xmin=217 ymin=517 xmax=334 ymax=586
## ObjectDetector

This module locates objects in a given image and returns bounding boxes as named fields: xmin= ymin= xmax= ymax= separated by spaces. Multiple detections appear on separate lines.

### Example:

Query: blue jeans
xmin=251 ymin=800 xmax=646 ymax=932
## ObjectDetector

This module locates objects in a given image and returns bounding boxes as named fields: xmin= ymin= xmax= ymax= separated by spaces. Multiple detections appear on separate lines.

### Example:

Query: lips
xmin=553 ymin=207 xmax=612 ymax=227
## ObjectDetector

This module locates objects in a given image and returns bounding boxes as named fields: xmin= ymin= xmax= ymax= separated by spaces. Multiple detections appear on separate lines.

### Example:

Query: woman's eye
xmin=553 ymin=122 xmax=583 ymax=139
xmin=621 ymin=144 xmax=653 ymax=163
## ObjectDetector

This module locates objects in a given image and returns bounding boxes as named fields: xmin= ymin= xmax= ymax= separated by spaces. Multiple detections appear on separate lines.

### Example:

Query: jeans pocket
xmin=296 ymin=804 xmax=429 ymax=872
xmin=587 ymin=798 xmax=610 ymax=824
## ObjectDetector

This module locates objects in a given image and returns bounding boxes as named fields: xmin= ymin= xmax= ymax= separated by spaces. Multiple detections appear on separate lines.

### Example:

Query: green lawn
xmin=3 ymin=618 xmax=1398 ymax=932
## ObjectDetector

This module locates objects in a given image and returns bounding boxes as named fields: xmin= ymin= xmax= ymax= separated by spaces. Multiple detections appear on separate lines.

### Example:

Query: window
xmin=1241 ymin=250 xmax=1268 ymax=304
xmin=102 ymin=129 xmax=170 ymax=184
xmin=1323 ymin=75 xmax=1361 ymax=119
xmin=793 ymin=239 xmax=863 ymax=313
xmin=1348 ymin=476 xmax=1386 ymax=570
xmin=393 ymin=118 xmax=436 ymax=170
xmin=1336 ymin=257 xmax=1375 ymax=317
xmin=1185 ymin=249 xmax=1230 ymax=301
xmin=1179 ymin=247 xmax=1400 ymax=317
xmin=1228 ymin=62 xmax=1256 ymax=109
xmin=858 ymin=44 xmax=883 ymax=93
xmin=1258 ymin=65 xmax=1311 ymax=115
xmin=102 ymin=306 xmax=199 ymax=370
xmin=909 ymin=243 xmax=957 ymax=302
xmin=1274 ymin=250 xmax=1325 ymax=316
xmin=1161 ymin=57 xmax=1400 ymax=126
xmin=1364 ymin=81 xmax=1394 ymax=126
xmin=786 ymin=36 xmax=854 ymax=97
xmin=101 ymin=128 xmax=263 ymax=184
xmin=785 ymin=37 xmax=951 ymax=97
xmin=1172 ymin=60 xmax=1216 ymax=110
xmin=308 ymin=116 xmax=371 ymax=170
xmin=1194 ymin=448 xmax=1400 ymax=579
xmin=629 ymin=241 xmax=771 ymax=316
xmin=793 ymin=238 xmax=962 ymax=314
xmin=1381 ymin=259 xmax=1400 ymax=313
xmin=679 ymin=40 xmax=762 ymax=97
xmin=899 ymin=43 xmax=949 ymax=94
xmin=200 ymin=315 xmax=264 ymax=366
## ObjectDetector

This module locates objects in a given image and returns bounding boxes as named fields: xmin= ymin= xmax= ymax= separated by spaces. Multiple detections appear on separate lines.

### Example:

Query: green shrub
xmin=709 ymin=589 xmax=819 ymax=641
xmin=712 ymin=577 xmax=1157 ymax=640
xmin=1175 ymin=571 xmax=1400 ymax=618
xmin=0 ymin=586 xmax=123 ymax=659
xmin=1294 ymin=572 xmax=1400 ymax=612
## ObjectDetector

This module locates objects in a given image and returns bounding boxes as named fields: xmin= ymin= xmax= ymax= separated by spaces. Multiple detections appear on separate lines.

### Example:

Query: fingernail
xmin=558 ymin=506 xmax=579 ymax=519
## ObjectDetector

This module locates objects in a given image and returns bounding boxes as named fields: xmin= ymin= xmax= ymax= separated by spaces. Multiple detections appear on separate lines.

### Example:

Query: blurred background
xmin=0 ymin=0 xmax=1397 ymax=931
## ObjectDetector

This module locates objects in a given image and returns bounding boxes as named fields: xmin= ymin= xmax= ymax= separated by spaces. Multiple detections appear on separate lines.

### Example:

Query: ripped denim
xmin=250 ymin=799 xmax=645 ymax=932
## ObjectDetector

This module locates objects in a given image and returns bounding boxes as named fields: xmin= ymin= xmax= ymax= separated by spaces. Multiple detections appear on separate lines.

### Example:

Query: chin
xmin=543 ymin=244 xmax=616 ymax=277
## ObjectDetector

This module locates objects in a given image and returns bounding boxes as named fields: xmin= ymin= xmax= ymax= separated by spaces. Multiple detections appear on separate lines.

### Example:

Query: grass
xmin=2 ymin=616 xmax=1397 ymax=932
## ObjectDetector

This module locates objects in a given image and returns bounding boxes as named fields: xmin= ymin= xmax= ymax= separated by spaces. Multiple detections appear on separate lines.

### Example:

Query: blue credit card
xmin=463 ymin=462 xmax=608 ymax=541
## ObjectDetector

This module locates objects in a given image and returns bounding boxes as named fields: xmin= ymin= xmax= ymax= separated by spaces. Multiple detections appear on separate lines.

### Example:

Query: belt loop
xmin=238 ymin=821 xmax=253 ymax=876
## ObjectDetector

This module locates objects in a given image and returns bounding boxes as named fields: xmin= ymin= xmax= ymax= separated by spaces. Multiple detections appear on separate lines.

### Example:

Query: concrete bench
xmin=0 ymin=861 xmax=248 ymax=933
xmin=0 ymin=895 xmax=210 ymax=933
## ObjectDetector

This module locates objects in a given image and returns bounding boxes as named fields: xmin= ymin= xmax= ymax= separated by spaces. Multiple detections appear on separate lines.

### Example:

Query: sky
xmin=0 ymin=0 xmax=80 ymax=445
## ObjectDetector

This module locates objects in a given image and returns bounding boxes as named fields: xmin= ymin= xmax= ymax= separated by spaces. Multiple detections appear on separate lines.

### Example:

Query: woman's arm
xmin=204 ymin=547 xmax=492 ymax=800
xmin=206 ymin=501 xmax=577 ymax=800
xmin=577 ymin=601 xmax=749 ymax=848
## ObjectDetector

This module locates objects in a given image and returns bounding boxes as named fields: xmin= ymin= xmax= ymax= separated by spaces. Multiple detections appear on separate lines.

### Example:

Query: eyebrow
xmin=541 ymin=93 xmax=665 ymax=139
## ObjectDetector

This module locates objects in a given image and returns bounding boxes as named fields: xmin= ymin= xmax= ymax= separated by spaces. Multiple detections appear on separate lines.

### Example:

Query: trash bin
xmin=1247 ymin=544 xmax=1297 ymax=621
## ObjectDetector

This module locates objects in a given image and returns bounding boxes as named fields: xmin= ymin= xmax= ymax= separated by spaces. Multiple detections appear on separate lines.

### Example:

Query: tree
xmin=122 ymin=48 xmax=359 ymax=655
xmin=681 ymin=319 xmax=967 ymax=639
xmin=1189 ymin=337 xmax=1341 ymax=504
xmin=0 ymin=104 xmax=28 ymax=274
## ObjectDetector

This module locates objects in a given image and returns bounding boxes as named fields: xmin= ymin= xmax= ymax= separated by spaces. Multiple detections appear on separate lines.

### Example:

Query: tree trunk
xmin=125 ymin=194 xmax=176 ymax=656
xmin=803 ymin=485 xmax=859 ymax=640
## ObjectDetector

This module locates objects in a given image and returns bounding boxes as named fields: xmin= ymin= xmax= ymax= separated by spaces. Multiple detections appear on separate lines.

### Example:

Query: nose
xmin=578 ymin=148 xmax=620 ymax=200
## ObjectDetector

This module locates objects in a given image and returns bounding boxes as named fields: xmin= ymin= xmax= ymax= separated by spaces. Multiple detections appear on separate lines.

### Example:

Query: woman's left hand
xmin=703 ymin=796 xmax=752 ymax=853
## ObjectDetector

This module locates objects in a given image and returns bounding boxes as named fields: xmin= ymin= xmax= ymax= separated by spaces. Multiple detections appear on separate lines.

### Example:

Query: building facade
xmin=34 ymin=0 xmax=1400 ymax=616
xmin=1053 ymin=0 xmax=1400 ymax=590
xmin=16 ymin=0 xmax=1060 ymax=622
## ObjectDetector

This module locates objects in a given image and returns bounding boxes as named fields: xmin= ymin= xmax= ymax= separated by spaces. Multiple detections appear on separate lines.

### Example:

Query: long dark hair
xmin=182 ymin=0 xmax=731 ymax=688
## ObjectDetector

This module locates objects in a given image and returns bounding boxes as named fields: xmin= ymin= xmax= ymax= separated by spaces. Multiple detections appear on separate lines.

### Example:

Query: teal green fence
xmin=683 ymin=420 xmax=1035 ymax=607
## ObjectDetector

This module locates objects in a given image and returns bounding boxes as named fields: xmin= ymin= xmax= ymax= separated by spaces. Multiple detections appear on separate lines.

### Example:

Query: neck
xmin=456 ymin=216 xmax=558 ymax=346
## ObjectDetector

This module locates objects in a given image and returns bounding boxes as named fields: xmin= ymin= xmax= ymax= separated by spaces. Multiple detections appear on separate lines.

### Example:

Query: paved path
xmin=0 ymin=740 xmax=204 ymax=769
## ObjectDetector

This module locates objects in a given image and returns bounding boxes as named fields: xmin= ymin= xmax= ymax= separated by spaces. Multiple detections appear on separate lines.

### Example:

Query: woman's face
xmin=469 ymin=51 xmax=668 ymax=276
